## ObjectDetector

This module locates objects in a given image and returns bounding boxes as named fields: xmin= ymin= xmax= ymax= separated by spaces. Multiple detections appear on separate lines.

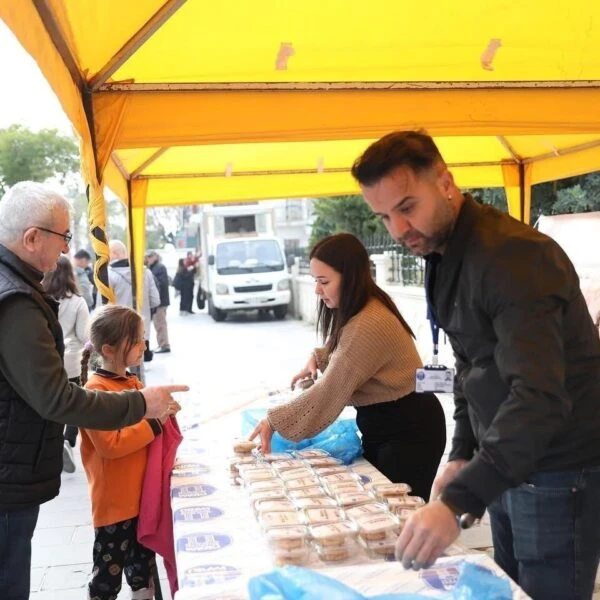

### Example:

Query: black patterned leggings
xmin=88 ymin=517 xmax=155 ymax=600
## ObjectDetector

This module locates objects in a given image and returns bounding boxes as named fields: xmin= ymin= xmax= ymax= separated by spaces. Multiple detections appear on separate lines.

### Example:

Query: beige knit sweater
xmin=268 ymin=298 xmax=423 ymax=441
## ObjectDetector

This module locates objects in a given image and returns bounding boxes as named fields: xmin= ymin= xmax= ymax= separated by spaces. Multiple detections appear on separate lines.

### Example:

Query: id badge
xmin=415 ymin=365 xmax=455 ymax=393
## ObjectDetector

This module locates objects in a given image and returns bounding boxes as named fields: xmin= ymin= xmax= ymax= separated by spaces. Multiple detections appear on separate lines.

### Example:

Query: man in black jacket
xmin=352 ymin=132 xmax=600 ymax=600
xmin=0 ymin=182 xmax=187 ymax=600
xmin=146 ymin=250 xmax=171 ymax=353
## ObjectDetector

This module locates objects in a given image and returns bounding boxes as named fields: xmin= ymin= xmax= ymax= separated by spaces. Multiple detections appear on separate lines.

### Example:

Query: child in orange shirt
xmin=80 ymin=305 xmax=168 ymax=600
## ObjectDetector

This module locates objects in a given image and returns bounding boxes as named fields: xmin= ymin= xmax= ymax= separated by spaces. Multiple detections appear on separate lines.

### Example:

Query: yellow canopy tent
xmin=2 ymin=0 xmax=600 ymax=307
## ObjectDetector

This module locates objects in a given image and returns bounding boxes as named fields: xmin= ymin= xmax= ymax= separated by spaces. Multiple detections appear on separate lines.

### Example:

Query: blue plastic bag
xmin=241 ymin=408 xmax=362 ymax=465
xmin=248 ymin=562 xmax=513 ymax=600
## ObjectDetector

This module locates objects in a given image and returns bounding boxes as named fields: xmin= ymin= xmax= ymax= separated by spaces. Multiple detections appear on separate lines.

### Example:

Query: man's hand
xmin=249 ymin=418 xmax=274 ymax=454
xmin=394 ymin=500 xmax=460 ymax=570
xmin=290 ymin=354 xmax=318 ymax=390
xmin=142 ymin=385 xmax=188 ymax=419
xmin=430 ymin=459 xmax=469 ymax=501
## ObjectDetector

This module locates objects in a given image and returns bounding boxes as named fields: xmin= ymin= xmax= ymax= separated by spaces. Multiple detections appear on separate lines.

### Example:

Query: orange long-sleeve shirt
xmin=81 ymin=370 xmax=161 ymax=527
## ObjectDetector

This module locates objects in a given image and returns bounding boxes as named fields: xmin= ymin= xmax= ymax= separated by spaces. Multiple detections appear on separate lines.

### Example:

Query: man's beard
xmin=399 ymin=221 xmax=454 ymax=256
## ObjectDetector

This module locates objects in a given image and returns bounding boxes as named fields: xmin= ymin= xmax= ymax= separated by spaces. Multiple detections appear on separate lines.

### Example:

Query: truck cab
xmin=201 ymin=204 xmax=291 ymax=321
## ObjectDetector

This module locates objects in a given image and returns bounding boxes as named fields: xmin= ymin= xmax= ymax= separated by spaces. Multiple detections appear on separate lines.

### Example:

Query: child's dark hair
xmin=80 ymin=305 xmax=143 ymax=385
xmin=310 ymin=232 xmax=415 ymax=354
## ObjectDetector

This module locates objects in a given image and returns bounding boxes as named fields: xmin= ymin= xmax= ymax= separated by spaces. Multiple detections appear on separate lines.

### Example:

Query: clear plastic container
xmin=355 ymin=513 xmax=401 ymax=541
xmin=272 ymin=546 xmax=310 ymax=566
xmin=305 ymin=457 xmax=343 ymax=468
xmin=370 ymin=482 xmax=412 ymax=498
xmin=287 ymin=486 xmax=327 ymax=500
xmin=344 ymin=502 xmax=390 ymax=522
xmin=249 ymin=488 xmax=288 ymax=504
xmin=312 ymin=465 xmax=349 ymax=476
xmin=294 ymin=449 xmax=330 ymax=459
xmin=266 ymin=525 xmax=308 ymax=551
xmin=320 ymin=472 xmax=361 ymax=485
xmin=280 ymin=468 xmax=315 ymax=481
xmin=302 ymin=507 xmax=346 ymax=526
xmin=247 ymin=479 xmax=286 ymax=493
xmin=308 ymin=521 xmax=358 ymax=546
xmin=323 ymin=481 xmax=365 ymax=497
xmin=292 ymin=496 xmax=338 ymax=510
xmin=386 ymin=495 xmax=426 ymax=512
xmin=259 ymin=510 xmax=303 ymax=529
xmin=255 ymin=499 xmax=296 ymax=515
xmin=285 ymin=477 xmax=321 ymax=491
xmin=237 ymin=467 xmax=277 ymax=485
xmin=271 ymin=459 xmax=306 ymax=472
xmin=260 ymin=452 xmax=294 ymax=462
xmin=334 ymin=490 xmax=376 ymax=508
xmin=358 ymin=533 xmax=398 ymax=559
xmin=313 ymin=540 xmax=353 ymax=562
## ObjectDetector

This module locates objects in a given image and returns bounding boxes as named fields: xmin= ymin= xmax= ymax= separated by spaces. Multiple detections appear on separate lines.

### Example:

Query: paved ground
xmin=29 ymin=302 xmax=600 ymax=598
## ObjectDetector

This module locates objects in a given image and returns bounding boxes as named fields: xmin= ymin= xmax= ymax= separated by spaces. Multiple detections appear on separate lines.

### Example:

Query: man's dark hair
xmin=351 ymin=130 xmax=444 ymax=186
xmin=73 ymin=249 xmax=91 ymax=260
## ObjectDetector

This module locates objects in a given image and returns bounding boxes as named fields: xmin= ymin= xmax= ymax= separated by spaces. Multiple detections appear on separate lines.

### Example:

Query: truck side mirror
xmin=208 ymin=254 xmax=215 ymax=266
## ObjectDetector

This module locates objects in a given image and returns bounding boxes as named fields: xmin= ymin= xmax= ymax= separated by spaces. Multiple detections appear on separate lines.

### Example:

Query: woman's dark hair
xmin=44 ymin=255 xmax=80 ymax=299
xmin=176 ymin=258 xmax=185 ymax=273
xmin=351 ymin=130 xmax=444 ymax=187
xmin=80 ymin=305 xmax=142 ymax=385
xmin=310 ymin=232 xmax=414 ymax=353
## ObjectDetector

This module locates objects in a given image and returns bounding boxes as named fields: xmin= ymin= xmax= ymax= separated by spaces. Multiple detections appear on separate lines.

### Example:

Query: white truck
xmin=200 ymin=203 xmax=291 ymax=322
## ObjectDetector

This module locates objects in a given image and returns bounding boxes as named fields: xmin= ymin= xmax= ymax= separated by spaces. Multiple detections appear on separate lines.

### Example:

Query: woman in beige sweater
xmin=250 ymin=233 xmax=446 ymax=499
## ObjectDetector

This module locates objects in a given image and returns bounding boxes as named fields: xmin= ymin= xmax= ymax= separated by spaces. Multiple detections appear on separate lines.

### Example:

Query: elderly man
xmin=352 ymin=131 xmax=600 ymax=600
xmin=0 ymin=182 xmax=187 ymax=600
xmin=109 ymin=239 xmax=160 ymax=362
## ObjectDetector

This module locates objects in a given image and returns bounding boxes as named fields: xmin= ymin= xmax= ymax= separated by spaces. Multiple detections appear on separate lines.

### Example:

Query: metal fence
xmin=361 ymin=234 xmax=425 ymax=286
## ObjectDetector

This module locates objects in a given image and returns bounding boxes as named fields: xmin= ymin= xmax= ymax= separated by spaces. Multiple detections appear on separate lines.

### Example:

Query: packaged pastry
xmin=260 ymin=452 xmax=294 ymax=462
xmin=345 ymin=503 xmax=390 ymax=522
xmin=272 ymin=546 xmax=309 ymax=566
xmin=238 ymin=468 xmax=276 ymax=484
xmin=229 ymin=455 xmax=257 ymax=474
xmin=287 ymin=486 xmax=327 ymax=500
xmin=279 ymin=468 xmax=315 ymax=481
xmin=323 ymin=481 xmax=365 ymax=497
xmin=266 ymin=525 xmax=308 ymax=551
xmin=292 ymin=496 xmax=338 ymax=510
xmin=306 ymin=457 xmax=343 ymax=468
xmin=312 ymin=465 xmax=349 ymax=476
xmin=233 ymin=439 xmax=257 ymax=455
xmin=249 ymin=489 xmax=288 ymax=504
xmin=395 ymin=508 xmax=415 ymax=524
xmin=320 ymin=472 xmax=360 ymax=485
xmin=334 ymin=491 xmax=376 ymax=508
xmin=255 ymin=499 xmax=296 ymax=515
xmin=371 ymin=483 xmax=412 ymax=498
xmin=358 ymin=534 xmax=397 ymax=559
xmin=247 ymin=479 xmax=285 ymax=493
xmin=285 ymin=477 xmax=321 ymax=490
xmin=386 ymin=495 xmax=426 ymax=512
xmin=308 ymin=521 xmax=357 ymax=546
xmin=302 ymin=507 xmax=345 ymax=526
xmin=271 ymin=459 xmax=306 ymax=472
xmin=294 ymin=449 xmax=330 ymax=458
xmin=355 ymin=513 xmax=401 ymax=541
xmin=313 ymin=541 xmax=351 ymax=562
xmin=259 ymin=511 xmax=302 ymax=529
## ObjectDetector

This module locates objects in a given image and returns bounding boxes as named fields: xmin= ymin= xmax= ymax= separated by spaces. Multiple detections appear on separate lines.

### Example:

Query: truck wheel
xmin=208 ymin=297 xmax=226 ymax=322
xmin=273 ymin=305 xmax=288 ymax=320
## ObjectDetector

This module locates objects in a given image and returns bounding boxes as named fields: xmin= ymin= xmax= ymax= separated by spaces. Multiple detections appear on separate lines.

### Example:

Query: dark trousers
xmin=180 ymin=283 xmax=194 ymax=312
xmin=0 ymin=505 xmax=40 ymax=600
xmin=488 ymin=466 xmax=600 ymax=600
xmin=89 ymin=517 xmax=155 ymax=600
xmin=356 ymin=391 xmax=446 ymax=500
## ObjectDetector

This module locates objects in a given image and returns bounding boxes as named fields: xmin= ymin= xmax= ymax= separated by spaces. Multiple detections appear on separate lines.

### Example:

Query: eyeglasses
xmin=35 ymin=226 xmax=73 ymax=245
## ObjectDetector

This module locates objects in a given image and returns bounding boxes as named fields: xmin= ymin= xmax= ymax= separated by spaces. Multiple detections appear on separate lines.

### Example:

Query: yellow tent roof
xmin=3 ymin=0 xmax=600 ymax=303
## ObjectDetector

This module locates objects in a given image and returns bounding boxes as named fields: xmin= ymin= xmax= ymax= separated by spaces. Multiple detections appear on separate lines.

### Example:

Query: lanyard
xmin=425 ymin=255 xmax=440 ymax=365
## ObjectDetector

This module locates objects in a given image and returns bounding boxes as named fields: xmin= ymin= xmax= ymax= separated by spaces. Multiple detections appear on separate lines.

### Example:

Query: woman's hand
xmin=290 ymin=353 xmax=318 ymax=390
xmin=249 ymin=418 xmax=274 ymax=454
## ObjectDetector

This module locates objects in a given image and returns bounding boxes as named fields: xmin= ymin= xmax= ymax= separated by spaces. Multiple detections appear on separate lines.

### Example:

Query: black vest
xmin=0 ymin=248 xmax=65 ymax=511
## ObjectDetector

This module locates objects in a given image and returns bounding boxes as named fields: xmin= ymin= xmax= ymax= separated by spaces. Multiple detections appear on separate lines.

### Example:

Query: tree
xmin=0 ymin=125 xmax=79 ymax=196
xmin=309 ymin=195 xmax=387 ymax=246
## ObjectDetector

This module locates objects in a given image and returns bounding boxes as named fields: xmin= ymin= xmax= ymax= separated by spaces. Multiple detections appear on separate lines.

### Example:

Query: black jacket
xmin=0 ymin=244 xmax=147 ymax=511
xmin=433 ymin=197 xmax=600 ymax=518
xmin=149 ymin=261 xmax=170 ymax=307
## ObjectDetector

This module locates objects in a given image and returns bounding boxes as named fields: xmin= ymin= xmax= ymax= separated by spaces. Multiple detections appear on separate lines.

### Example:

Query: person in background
xmin=73 ymin=248 xmax=97 ymax=309
xmin=146 ymin=250 xmax=171 ymax=353
xmin=352 ymin=131 xmax=600 ymax=599
xmin=172 ymin=258 xmax=195 ymax=316
xmin=108 ymin=240 xmax=160 ymax=361
xmin=43 ymin=255 xmax=90 ymax=474
xmin=0 ymin=181 xmax=186 ymax=600
xmin=71 ymin=248 xmax=94 ymax=310
xmin=80 ymin=305 xmax=171 ymax=600
xmin=250 ymin=233 xmax=446 ymax=500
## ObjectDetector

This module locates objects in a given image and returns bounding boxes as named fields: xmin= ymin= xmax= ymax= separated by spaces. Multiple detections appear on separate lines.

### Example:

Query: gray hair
xmin=0 ymin=181 xmax=72 ymax=246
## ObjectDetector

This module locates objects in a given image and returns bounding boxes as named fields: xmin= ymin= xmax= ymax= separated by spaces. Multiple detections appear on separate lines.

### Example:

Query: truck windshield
xmin=216 ymin=239 xmax=285 ymax=274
